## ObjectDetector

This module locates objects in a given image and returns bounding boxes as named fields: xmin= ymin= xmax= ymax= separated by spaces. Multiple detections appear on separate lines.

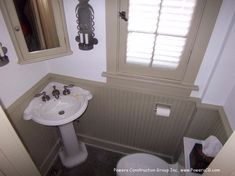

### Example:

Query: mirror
xmin=13 ymin=0 xmax=60 ymax=52
xmin=0 ymin=0 xmax=72 ymax=64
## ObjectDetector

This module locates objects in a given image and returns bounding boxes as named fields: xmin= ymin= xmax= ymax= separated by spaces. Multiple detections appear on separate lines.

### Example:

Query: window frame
xmin=119 ymin=0 xmax=206 ymax=81
xmin=104 ymin=0 xmax=222 ymax=97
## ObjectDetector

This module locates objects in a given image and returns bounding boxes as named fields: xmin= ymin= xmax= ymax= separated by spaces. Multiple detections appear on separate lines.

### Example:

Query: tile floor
xmin=53 ymin=144 xmax=124 ymax=176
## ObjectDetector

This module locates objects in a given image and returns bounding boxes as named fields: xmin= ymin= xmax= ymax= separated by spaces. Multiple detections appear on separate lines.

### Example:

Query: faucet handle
xmin=35 ymin=91 xmax=46 ymax=97
xmin=64 ymin=84 xmax=74 ymax=88
xmin=42 ymin=94 xmax=50 ymax=102
xmin=52 ymin=85 xmax=60 ymax=99
xmin=63 ymin=84 xmax=74 ymax=95
xmin=35 ymin=91 xmax=50 ymax=102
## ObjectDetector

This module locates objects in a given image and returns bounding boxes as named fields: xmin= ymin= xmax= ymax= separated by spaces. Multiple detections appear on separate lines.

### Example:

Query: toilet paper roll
xmin=155 ymin=105 xmax=171 ymax=117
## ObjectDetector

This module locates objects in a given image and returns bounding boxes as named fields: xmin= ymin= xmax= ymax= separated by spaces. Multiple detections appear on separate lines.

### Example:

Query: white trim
xmin=103 ymin=71 xmax=198 ymax=90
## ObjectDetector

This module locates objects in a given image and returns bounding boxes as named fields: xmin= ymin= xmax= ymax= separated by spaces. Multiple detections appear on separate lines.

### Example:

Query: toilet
xmin=116 ymin=153 xmax=179 ymax=176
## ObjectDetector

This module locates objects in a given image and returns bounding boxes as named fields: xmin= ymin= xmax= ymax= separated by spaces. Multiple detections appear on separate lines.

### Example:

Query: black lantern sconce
xmin=75 ymin=0 xmax=98 ymax=50
xmin=0 ymin=42 xmax=9 ymax=67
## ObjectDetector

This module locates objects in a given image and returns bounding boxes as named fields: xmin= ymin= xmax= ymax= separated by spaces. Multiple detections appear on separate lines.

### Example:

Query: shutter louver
xmin=126 ymin=0 xmax=197 ymax=69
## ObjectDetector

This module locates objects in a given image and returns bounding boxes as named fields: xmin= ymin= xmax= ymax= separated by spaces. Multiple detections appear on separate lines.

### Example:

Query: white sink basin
xmin=32 ymin=95 xmax=87 ymax=126
xmin=24 ymin=82 xmax=92 ymax=168
xmin=24 ymin=82 xmax=92 ymax=126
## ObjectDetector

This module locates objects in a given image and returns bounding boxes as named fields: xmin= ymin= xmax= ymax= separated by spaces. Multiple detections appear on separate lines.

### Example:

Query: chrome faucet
xmin=52 ymin=86 xmax=60 ymax=99
xmin=35 ymin=91 xmax=50 ymax=102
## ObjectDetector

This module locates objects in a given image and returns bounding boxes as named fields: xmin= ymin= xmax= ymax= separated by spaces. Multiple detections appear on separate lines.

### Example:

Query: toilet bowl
xmin=116 ymin=153 xmax=179 ymax=176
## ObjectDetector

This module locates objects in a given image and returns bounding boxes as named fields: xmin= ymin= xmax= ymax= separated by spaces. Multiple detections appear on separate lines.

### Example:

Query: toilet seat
xmin=116 ymin=153 xmax=169 ymax=176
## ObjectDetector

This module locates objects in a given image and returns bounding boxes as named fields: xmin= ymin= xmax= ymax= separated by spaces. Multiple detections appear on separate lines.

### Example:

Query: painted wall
xmin=47 ymin=0 xmax=235 ymax=128
xmin=47 ymin=0 xmax=234 ymax=129
xmin=47 ymin=0 xmax=235 ymax=105
xmin=201 ymin=13 xmax=235 ymax=106
xmin=46 ymin=0 xmax=106 ymax=82
xmin=0 ymin=0 xmax=106 ymax=108
xmin=191 ymin=0 xmax=235 ymax=129
xmin=224 ymin=85 xmax=235 ymax=130
xmin=1 ymin=0 xmax=235 ymax=128
xmin=191 ymin=0 xmax=235 ymax=106
xmin=0 ymin=9 xmax=49 ymax=108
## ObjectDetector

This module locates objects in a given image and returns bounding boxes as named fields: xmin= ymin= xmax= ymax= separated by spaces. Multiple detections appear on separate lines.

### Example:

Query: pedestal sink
xmin=23 ymin=82 xmax=92 ymax=168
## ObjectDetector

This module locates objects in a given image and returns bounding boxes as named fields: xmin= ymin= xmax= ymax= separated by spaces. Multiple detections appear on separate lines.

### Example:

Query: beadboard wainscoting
xmin=186 ymin=107 xmax=230 ymax=144
xmin=5 ymin=73 xmax=232 ymax=173
xmin=75 ymin=85 xmax=196 ymax=162
xmin=51 ymin=74 xmax=232 ymax=162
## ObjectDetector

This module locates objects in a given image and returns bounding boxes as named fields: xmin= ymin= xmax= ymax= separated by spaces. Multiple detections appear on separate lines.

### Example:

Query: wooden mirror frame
xmin=0 ymin=0 xmax=72 ymax=64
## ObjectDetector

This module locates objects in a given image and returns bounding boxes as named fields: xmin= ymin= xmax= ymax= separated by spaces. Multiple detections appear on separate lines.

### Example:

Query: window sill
xmin=102 ymin=71 xmax=198 ymax=97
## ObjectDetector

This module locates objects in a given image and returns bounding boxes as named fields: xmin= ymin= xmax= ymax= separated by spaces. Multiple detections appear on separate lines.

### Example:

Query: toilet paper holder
xmin=154 ymin=104 xmax=171 ymax=117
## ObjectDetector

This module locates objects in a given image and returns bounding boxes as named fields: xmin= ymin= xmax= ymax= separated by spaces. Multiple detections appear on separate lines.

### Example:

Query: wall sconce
xmin=0 ymin=43 xmax=9 ymax=67
xmin=75 ymin=0 xmax=98 ymax=50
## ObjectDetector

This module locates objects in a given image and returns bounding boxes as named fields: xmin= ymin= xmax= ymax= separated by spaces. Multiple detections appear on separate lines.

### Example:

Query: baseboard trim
xmin=40 ymin=139 xmax=61 ymax=176
xmin=77 ymin=133 xmax=173 ymax=163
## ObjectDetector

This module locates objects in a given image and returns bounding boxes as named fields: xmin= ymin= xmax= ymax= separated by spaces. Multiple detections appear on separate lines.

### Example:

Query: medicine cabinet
xmin=0 ymin=0 xmax=72 ymax=64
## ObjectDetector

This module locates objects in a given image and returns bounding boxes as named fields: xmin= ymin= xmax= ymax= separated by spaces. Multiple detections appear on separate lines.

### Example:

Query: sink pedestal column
xmin=58 ymin=122 xmax=87 ymax=168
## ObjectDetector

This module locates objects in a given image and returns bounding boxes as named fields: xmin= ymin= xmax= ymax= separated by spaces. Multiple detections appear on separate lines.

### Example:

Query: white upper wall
xmin=224 ymin=85 xmax=235 ymax=130
xmin=46 ymin=0 xmax=106 ymax=82
xmin=222 ymin=13 xmax=235 ymax=130
xmin=0 ymin=9 xmax=49 ymax=108
xmin=202 ymin=14 xmax=235 ymax=105
xmin=191 ymin=0 xmax=235 ymax=129
xmin=191 ymin=0 xmax=235 ymax=105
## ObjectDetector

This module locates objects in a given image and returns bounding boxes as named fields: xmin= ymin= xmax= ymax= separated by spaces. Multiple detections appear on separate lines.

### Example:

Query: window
xmin=124 ymin=0 xmax=201 ymax=78
xmin=104 ymin=0 xmax=222 ymax=96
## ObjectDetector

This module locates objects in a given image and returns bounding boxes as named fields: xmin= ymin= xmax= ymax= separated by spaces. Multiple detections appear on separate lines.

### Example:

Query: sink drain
xmin=58 ymin=110 xmax=65 ymax=115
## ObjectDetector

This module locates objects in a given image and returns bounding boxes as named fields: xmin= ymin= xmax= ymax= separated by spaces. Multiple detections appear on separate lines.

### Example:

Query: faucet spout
xmin=52 ymin=86 xmax=60 ymax=99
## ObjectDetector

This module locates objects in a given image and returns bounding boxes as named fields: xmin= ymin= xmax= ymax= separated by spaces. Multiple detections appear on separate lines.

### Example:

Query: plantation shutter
xmin=119 ymin=0 xmax=204 ymax=80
